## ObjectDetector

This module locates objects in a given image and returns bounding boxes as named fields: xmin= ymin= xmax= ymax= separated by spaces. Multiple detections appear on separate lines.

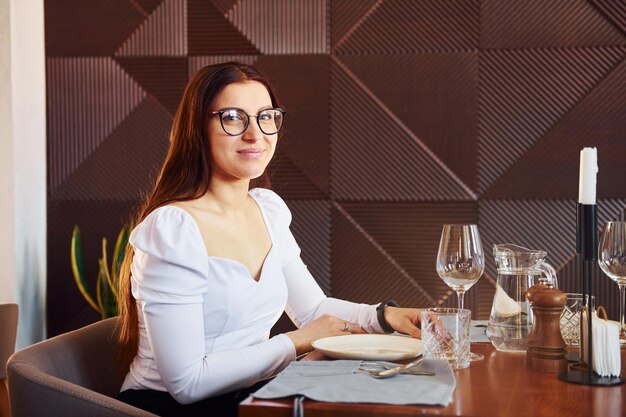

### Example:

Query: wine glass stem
xmin=619 ymin=284 xmax=625 ymax=335
xmin=456 ymin=291 xmax=466 ymax=310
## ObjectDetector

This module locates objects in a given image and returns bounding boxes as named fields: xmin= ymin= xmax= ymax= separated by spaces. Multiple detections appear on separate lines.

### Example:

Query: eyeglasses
xmin=210 ymin=107 xmax=285 ymax=136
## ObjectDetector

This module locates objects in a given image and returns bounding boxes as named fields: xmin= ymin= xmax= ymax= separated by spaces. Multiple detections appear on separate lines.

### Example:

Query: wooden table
xmin=240 ymin=343 xmax=626 ymax=417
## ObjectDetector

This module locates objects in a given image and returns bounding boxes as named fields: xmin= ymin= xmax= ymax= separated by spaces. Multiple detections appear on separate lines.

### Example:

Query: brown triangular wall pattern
xmin=188 ymin=0 xmax=259 ymax=55
xmin=330 ymin=58 xmax=476 ymax=201
xmin=484 ymin=55 xmax=626 ymax=199
xmin=478 ymin=47 xmax=625 ymax=194
xmin=227 ymin=0 xmax=328 ymax=54
xmin=45 ymin=1 xmax=626 ymax=335
xmin=332 ymin=203 xmax=435 ymax=308
xmin=339 ymin=200 xmax=479 ymax=303
xmin=51 ymin=96 xmax=171 ymax=202
xmin=287 ymin=200 xmax=332 ymax=295
xmin=590 ymin=0 xmax=626 ymax=34
xmin=115 ymin=57 xmax=189 ymax=114
xmin=256 ymin=55 xmax=331 ymax=194
xmin=46 ymin=57 xmax=146 ymax=192
xmin=331 ymin=0 xmax=379 ymax=49
xmin=482 ymin=0 xmax=625 ymax=48
xmin=44 ymin=1 xmax=145 ymax=56
xmin=116 ymin=0 xmax=187 ymax=56
xmin=342 ymin=53 xmax=478 ymax=190
xmin=134 ymin=0 xmax=165 ymax=15
xmin=335 ymin=0 xmax=479 ymax=53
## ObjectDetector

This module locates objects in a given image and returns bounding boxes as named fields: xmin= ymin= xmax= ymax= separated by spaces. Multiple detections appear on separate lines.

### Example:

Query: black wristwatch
xmin=376 ymin=300 xmax=399 ymax=333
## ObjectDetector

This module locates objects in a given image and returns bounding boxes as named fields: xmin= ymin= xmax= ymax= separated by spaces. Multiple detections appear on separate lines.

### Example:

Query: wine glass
xmin=436 ymin=224 xmax=485 ymax=361
xmin=598 ymin=221 xmax=626 ymax=346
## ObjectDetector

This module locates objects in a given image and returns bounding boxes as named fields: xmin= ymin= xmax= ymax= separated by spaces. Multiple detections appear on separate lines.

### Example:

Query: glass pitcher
xmin=486 ymin=243 xmax=557 ymax=353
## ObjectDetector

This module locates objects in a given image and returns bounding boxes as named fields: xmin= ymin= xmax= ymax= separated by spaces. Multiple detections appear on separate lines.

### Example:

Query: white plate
xmin=311 ymin=334 xmax=422 ymax=361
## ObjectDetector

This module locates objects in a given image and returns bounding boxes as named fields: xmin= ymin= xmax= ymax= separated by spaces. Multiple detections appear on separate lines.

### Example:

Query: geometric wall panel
xmin=482 ymin=0 xmax=625 ymax=48
xmin=330 ymin=59 xmax=476 ymax=201
xmin=115 ymin=57 xmax=189 ymax=113
xmin=257 ymin=56 xmax=331 ymax=195
xmin=341 ymin=53 xmax=478 ymax=189
xmin=334 ymin=0 xmax=479 ymax=53
xmin=188 ymin=55 xmax=258 ymax=78
xmin=209 ymin=0 xmax=239 ymax=15
xmin=116 ymin=0 xmax=187 ymax=56
xmin=331 ymin=0 xmax=379 ymax=49
xmin=287 ymin=200 xmax=332 ymax=295
xmin=134 ymin=0 xmax=164 ymax=15
xmin=188 ymin=55 xmax=259 ymax=78
xmin=50 ymin=96 xmax=171 ymax=201
xmin=47 ymin=57 xmax=146 ymax=192
xmin=484 ymin=56 xmax=626 ymax=200
xmin=337 ymin=201 xmax=479 ymax=304
xmin=188 ymin=0 xmax=259 ymax=55
xmin=45 ymin=1 xmax=626 ymax=334
xmin=478 ymin=47 xmax=626 ymax=194
xmin=228 ymin=0 xmax=328 ymax=54
xmin=332 ymin=203 xmax=438 ymax=309
xmin=590 ymin=0 xmax=626 ymax=33
xmin=44 ymin=0 xmax=145 ymax=56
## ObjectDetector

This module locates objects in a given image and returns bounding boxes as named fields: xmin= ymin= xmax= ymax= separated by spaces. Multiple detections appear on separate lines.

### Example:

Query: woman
xmin=116 ymin=62 xmax=422 ymax=417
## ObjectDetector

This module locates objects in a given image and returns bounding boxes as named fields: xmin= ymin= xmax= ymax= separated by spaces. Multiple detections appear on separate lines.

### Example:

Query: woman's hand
xmin=285 ymin=314 xmax=365 ymax=356
xmin=383 ymin=307 xmax=422 ymax=338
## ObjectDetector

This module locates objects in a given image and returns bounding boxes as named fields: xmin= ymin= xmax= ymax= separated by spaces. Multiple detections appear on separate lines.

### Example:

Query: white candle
xmin=578 ymin=147 xmax=598 ymax=204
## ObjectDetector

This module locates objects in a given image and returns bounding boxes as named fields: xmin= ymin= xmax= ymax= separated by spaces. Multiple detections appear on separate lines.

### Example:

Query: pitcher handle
xmin=537 ymin=262 xmax=558 ymax=288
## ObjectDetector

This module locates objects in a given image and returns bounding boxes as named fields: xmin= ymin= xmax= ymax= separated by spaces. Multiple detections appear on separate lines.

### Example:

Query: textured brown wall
xmin=45 ymin=0 xmax=626 ymax=336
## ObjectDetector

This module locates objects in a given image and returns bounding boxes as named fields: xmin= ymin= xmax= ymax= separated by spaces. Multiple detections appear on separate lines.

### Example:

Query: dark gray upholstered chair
xmin=7 ymin=317 xmax=157 ymax=417
xmin=1 ymin=303 xmax=18 ymax=417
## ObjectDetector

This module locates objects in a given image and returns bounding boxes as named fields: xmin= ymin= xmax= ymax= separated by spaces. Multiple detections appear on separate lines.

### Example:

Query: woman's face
xmin=208 ymin=80 xmax=278 ymax=184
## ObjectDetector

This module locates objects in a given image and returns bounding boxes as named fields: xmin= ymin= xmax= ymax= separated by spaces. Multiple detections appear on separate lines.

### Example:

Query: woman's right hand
xmin=285 ymin=314 xmax=365 ymax=356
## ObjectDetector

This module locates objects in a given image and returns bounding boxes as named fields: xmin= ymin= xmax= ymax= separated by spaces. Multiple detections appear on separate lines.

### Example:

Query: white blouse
xmin=121 ymin=188 xmax=383 ymax=404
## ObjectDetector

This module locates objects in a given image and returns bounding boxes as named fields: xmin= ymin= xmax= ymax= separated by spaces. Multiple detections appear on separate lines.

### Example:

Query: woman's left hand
xmin=384 ymin=307 xmax=422 ymax=338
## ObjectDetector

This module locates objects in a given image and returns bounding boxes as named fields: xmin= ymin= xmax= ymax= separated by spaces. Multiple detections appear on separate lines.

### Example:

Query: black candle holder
xmin=559 ymin=204 xmax=624 ymax=386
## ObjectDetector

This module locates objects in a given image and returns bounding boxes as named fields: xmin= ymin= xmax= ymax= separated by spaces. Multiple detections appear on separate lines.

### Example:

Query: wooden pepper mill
xmin=526 ymin=285 xmax=568 ymax=373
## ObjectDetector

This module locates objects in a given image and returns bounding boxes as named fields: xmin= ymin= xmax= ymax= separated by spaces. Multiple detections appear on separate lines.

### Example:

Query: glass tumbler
xmin=421 ymin=308 xmax=471 ymax=370
xmin=560 ymin=293 xmax=595 ymax=347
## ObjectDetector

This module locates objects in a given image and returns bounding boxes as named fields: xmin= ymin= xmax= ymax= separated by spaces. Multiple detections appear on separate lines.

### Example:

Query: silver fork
xmin=358 ymin=356 xmax=433 ymax=378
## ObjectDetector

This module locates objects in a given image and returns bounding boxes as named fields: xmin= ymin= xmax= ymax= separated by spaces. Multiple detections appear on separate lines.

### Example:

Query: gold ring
xmin=342 ymin=322 xmax=349 ymax=332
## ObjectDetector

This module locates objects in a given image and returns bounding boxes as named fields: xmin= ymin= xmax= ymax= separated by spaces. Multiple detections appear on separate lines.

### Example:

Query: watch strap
xmin=376 ymin=300 xmax=399 ymax=333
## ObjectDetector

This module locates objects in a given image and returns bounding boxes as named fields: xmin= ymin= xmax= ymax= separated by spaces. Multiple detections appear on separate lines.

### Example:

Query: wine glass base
xmin=470 ymin=351 xmax=484 ymax=361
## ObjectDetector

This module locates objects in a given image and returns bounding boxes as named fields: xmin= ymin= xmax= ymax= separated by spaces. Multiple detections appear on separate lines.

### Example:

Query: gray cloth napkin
xmin=253 ymin=359 xmax=456 ymax=406
xmin=471 ymin=320 xmax=490 ymax=343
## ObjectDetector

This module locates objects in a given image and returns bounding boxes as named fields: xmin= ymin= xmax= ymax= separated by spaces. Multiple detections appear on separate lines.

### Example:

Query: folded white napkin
xmin=253 ymin=359 xmax=456 ymax=406
xmin=581 ymin=310 xmax=621 ymax=377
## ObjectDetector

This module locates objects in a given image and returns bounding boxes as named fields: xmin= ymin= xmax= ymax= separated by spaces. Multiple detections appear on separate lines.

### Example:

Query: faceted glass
xmin=421 ymin=308 xmax=471 ymax=370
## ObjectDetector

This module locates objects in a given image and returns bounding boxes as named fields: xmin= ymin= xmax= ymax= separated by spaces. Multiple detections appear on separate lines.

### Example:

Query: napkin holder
xmin=578 ymin=307 xmax=621 ymax=377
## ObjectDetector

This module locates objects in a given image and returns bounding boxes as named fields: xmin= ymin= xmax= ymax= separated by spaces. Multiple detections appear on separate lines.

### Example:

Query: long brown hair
xmin=116 ymin=62 xmax=280 ymax=374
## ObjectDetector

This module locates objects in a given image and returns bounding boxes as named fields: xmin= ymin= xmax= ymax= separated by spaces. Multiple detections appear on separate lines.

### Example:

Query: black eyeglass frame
xmin=210 ymin=107 xmax=286 ymax=136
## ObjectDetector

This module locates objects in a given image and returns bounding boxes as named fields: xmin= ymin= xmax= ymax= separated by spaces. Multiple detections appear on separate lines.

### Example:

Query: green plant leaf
xmin=70 ymin=225 xmax=100 ymax=313
xmin=110 ymin=224 xmax=131 ymax=296
xmin=98 ymin=258 xmax=118 ymax=319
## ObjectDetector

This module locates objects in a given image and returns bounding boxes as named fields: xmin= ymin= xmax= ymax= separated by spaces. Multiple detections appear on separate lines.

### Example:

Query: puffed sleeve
xmin=130 ymin=206 xmax=295 ymax=404
xmin=251 ymin=189 xmax=384 ymax=333
xmin=130 ymin=207 xmax=208 ymax=304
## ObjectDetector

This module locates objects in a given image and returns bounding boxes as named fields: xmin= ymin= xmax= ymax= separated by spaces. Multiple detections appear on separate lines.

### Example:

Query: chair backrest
xmin=1 ymin=303 xmax=19 ymax=417
xmin=7 ymin=318 xmax=157 ymax=417
xmin=0 ymin=304 xmax=18 ymax=380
